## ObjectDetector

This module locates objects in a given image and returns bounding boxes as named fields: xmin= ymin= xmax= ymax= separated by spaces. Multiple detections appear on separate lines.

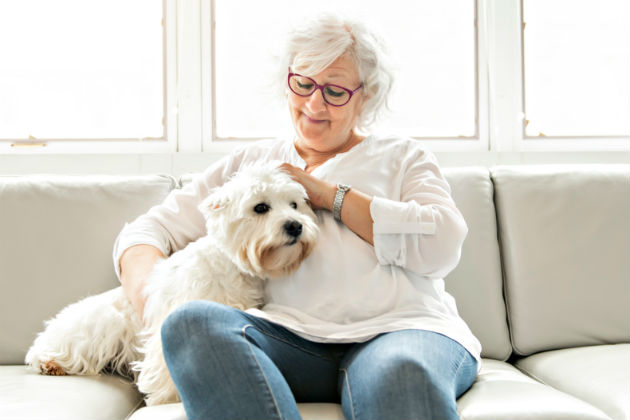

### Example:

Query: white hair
xmin=280 ymin=13 xmax=394 ymax=132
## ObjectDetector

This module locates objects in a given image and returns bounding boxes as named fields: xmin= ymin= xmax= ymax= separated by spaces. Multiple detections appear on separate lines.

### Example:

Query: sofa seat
xmin=516 ymin=344 xmax=630 ymax=420
xmin=129 ymin=402 xmax=345 ymax=420
xmin=1 ymin=359 xmax=615 ymax=420
xmin=0 ymin=366 xmax=143 ymax=420
xmin=114 ymin=359 xmax=613 ymax=420
xmin=458 ymin=359 xmax=611 ymax=420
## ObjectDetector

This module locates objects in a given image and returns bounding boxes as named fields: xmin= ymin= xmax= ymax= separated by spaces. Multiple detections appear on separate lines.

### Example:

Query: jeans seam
xmin=241 ymin=325 xmax=283 ymax=420
xmin=340 ymin=368 xmax=356 ymax=420
xmin=451 ymin=348 xmax=469 ymax=399
xmin=247 ymin=324 xmax=337 ymax=363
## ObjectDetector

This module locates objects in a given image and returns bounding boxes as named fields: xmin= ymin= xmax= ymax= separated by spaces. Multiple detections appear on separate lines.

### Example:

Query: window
xmin=0 ymin=0 xmax=627 ymax=161
xmin=522 ymin=0 xmax=629 ymax=138
xmin=0 ymin=0 xmax=164 ymax=141
xmin=214 ymin=0 xmax=477 ymax=140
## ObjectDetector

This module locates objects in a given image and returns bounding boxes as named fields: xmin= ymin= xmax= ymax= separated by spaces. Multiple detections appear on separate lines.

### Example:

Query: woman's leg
xmin=338 ymin=330 xmax=477 ymax=420
xmin=160 ymin=300 xmax=346 ymax=420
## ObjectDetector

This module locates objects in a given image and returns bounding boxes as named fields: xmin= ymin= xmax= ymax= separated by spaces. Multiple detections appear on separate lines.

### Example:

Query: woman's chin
xmin=297 ymin=124 xmax=329 ymax=145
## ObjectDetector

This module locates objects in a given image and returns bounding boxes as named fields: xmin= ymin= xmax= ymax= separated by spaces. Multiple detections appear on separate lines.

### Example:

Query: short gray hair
xmin=280 ymin=13 xmax=394 ymax=132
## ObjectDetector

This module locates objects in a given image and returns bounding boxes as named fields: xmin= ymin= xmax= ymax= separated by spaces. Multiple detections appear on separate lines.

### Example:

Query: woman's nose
xmin=305 ymin=88 xmax=327 ymax=113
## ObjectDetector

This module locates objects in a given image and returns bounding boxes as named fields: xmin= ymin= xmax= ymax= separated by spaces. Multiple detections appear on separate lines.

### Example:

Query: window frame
xmin=0 ymin=0 xmax=627 ymax=161
xmin=517 ymin=0 xmax=629 ymax=151
xmin=0 ymin=0 xmax=175 ymax=154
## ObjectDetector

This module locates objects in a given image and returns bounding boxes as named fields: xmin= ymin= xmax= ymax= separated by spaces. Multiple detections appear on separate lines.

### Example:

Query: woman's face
xmin=288 ymin=54 xmax=364 ymax=154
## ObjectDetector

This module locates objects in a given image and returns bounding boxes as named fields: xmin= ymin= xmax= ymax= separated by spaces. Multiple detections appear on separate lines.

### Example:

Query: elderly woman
xmin=115 ymin=13 xmax=481 ymax=420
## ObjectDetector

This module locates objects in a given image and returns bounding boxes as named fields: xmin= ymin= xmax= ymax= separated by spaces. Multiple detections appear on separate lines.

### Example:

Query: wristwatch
xmin=333 ymin=183 xmax=351 ymax=222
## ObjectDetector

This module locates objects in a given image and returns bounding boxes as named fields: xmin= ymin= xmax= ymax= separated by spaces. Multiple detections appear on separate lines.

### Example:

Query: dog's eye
xmin=290 ymin=202 xmax=297 ymax=209
xmin=254 ymin=203 xmax=270 ymax=214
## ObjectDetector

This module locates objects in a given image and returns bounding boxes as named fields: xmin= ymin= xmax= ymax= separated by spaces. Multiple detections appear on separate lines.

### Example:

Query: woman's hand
xmin=119 ymin=244 xmax=166 ymax=321
xmin=278 ymin=162 xmax=375 ymax=245
xmin=278 ymin=163 xmax=337 ymax=211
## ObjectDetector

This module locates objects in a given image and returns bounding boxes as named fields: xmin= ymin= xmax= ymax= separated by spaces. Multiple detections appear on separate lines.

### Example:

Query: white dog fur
xmin=25 ymin=163 xmax=319 ymax=405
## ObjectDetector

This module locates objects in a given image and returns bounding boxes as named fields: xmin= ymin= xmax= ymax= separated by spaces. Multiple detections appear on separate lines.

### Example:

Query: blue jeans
xmin=161 ymin=301 xmax=478 ymax=420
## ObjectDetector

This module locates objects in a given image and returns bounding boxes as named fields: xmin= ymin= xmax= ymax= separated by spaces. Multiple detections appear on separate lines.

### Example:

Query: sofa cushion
xmin=492 ymin=165 xmax=630 ymax=355
xmin=127 ymin=359 xmax=611 ymax=420
xmin=0 ymin=175 xmax=176 ymax=365
xmin=457 ymin=359 xmax=610 ymax=420
xmin=515 ymin=344 xmax=630 ymax=420
xmin=443 ymin=168 xmax=511 ymax=360
xmin=128 ymin=402 xmax=345 ymax=420
xmin=0 ymin=366 xmax=143 ymax=420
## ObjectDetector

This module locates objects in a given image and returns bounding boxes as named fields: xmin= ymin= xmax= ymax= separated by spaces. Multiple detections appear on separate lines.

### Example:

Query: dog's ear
xmin=198 ymin=190 xmax=229 ymax=220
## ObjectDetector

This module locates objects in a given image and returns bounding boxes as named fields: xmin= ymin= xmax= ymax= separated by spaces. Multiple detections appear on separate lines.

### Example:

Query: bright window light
xmin=523 ymin=0 xmax=629 ymax=137
xmin=215 ymin=0 xmax=476 ymax=139
xmin=0 ymin=0 xmax=164 ymax=140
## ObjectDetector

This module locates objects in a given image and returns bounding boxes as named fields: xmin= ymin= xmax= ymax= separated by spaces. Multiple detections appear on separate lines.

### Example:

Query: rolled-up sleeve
xmin=370 ymin=153 xmax=468 ymax=278
xmin=112 ymin=151 xmax=245 ymax=279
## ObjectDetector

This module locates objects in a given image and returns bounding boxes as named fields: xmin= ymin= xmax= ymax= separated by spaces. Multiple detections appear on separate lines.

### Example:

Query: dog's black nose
xmin=284 ymin=220 xmax=302 ymax=238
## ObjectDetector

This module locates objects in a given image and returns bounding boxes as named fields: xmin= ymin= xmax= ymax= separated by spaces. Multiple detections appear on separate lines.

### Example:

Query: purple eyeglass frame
xmin=288 ymin=72 xmax=363 ymax=107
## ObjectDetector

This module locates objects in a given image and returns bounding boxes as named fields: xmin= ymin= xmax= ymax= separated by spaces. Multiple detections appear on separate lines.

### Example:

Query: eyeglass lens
xmin=288 ymin=74 xmax=351 ymax=106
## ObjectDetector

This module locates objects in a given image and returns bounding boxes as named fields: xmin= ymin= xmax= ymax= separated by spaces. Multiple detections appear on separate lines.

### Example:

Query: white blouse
xmin=113 ymin=135 xmax=482 ymax=364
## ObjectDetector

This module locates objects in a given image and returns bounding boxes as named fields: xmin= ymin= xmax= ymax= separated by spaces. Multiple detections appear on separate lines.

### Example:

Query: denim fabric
xmin=161 ymin=301 xmax=477 ymax=420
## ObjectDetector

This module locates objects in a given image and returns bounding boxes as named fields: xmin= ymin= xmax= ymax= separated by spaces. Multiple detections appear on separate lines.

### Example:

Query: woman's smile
xmin=303 ymin=113 xmax=327 ymax=124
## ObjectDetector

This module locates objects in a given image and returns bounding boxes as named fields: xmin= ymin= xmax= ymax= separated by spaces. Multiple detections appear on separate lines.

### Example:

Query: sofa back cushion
xmin=0 ymin=175 xmax=175 ymax=364
xmin=443 ymin=168 xmax=512 ymax=360
xmin=492 ymin=165 xmax=630 ymax=355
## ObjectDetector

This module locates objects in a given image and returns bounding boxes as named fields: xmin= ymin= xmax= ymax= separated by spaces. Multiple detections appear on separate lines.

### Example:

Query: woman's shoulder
xmin=366 ymin=133 xmax=434 ymax=159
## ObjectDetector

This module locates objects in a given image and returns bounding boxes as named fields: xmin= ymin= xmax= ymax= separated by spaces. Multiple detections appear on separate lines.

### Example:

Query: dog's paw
xmin=40 ymin=360 xmax=66 ymax=376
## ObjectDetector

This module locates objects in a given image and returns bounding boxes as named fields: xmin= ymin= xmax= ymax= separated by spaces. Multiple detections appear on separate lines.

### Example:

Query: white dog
xmin=25 ymin=163 xmax=319 ymax=405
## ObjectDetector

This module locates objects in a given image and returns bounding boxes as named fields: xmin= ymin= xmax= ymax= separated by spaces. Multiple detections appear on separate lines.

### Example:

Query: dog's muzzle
xmin=283 ymin=220 xmax=302 ymax=242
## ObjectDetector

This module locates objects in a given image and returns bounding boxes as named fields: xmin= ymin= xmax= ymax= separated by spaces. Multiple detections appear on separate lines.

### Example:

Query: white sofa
xmin=1 ymin=165 xmax=628 ymax=420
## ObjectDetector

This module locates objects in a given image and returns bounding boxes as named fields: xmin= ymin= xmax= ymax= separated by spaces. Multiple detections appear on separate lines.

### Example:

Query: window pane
xmin=0 ymin=0 xmax=163 ymax=139
xmin=215 ymin=0 xmax=476 ymax=138
xmin=523 ymin=0 xmax=629 ymax=137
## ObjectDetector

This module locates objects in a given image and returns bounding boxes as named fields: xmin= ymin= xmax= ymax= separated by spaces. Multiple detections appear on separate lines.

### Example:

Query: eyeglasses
xmin=288 ymin=72 xmax=363 ymax=107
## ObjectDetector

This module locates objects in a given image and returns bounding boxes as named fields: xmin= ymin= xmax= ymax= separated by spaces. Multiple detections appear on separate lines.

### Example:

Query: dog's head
xmin=198 ymin=163 xmax=319 ymax=279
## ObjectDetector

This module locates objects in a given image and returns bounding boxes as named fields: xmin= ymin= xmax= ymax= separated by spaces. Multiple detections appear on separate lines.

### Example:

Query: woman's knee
xmin=161 ymin=300 xmax=241 ymax=345
xmin=342 ymin=342 xmax=459 ymax=419
xmin=343 ymin=332 xmax=465 ymax=401
xmin=373 ymin=349 xmax=447 ymax=393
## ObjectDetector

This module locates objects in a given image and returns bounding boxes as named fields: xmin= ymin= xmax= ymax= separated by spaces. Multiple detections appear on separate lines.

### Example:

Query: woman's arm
xmin=119 ymin=244 xmax=165 ymax=320
xmin=278 ymin=163 xmax=374 ymax=245
xmin=336 ymin=187 xmax=374 ymax=245
xmin=113 ymin=149 xmax=251 ymax=317
xmin=280 ymin=148 xmax=467 ymax=279
xmin=369 ymin=152 xmax=468 ymax=278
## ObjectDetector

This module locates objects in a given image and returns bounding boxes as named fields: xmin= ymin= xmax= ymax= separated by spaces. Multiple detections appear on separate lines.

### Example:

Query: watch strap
xmin=333 ymin=184 xmax=351 ymax=221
